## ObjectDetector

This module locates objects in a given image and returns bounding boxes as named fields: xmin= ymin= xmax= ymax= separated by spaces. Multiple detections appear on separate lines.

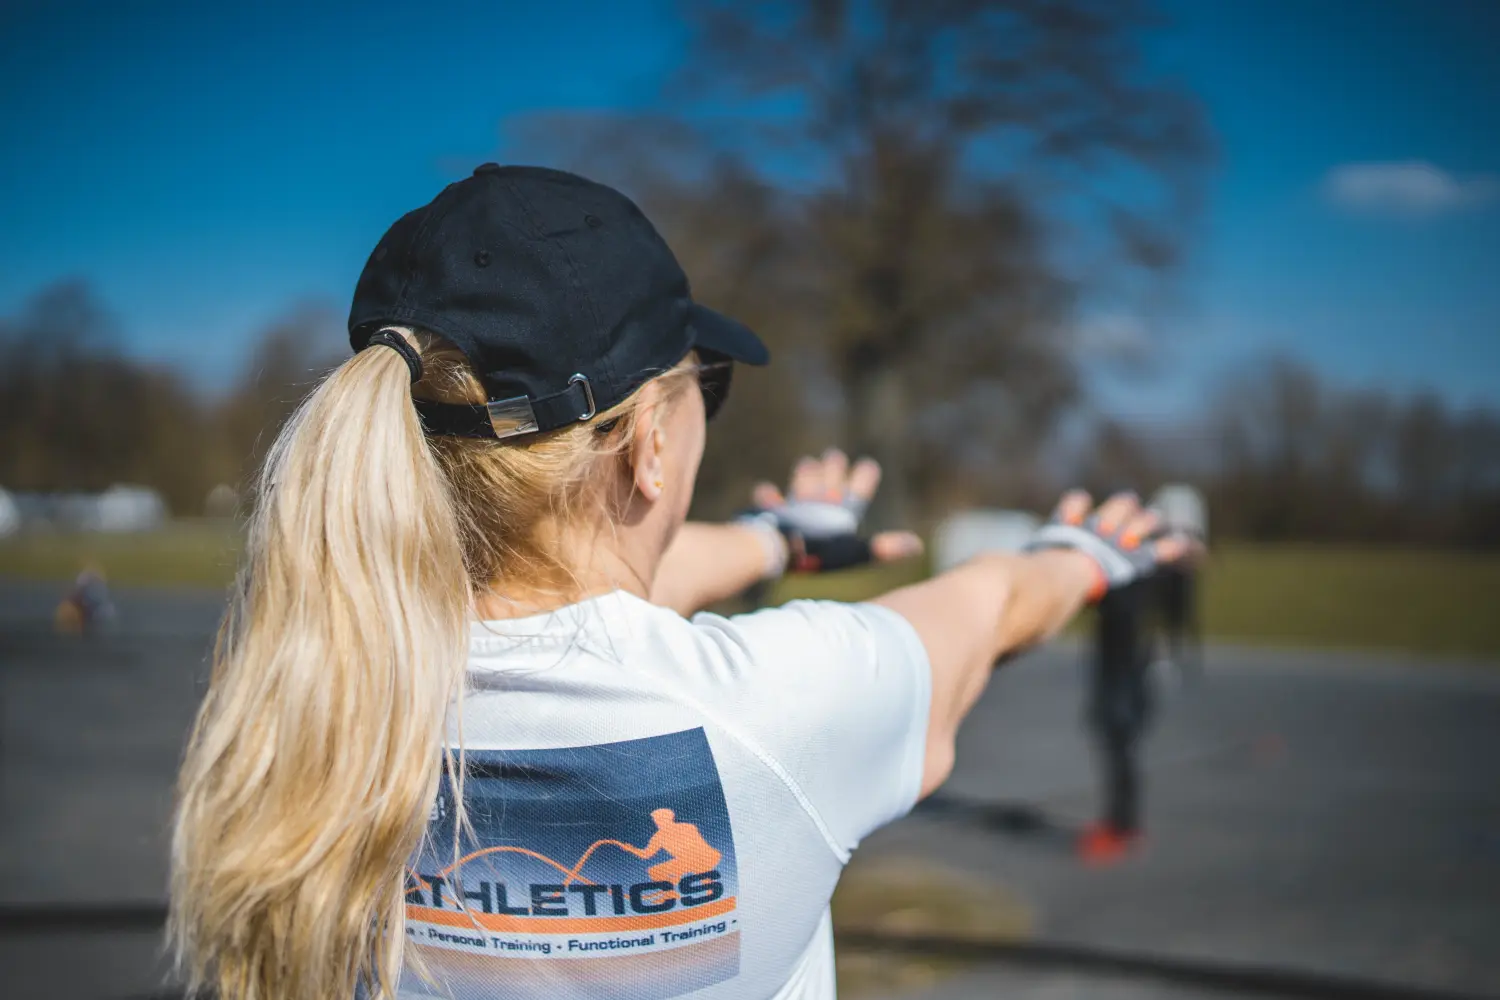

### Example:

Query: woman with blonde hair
xmin=171 ymin=164 xmax=1185 ymax=1000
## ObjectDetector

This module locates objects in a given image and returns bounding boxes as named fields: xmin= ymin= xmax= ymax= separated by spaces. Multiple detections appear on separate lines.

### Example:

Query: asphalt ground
xmin=865 ymin=642 xmax=1500 ymax=999
xmin=1 ymin=581 xmax=1497 ymax=999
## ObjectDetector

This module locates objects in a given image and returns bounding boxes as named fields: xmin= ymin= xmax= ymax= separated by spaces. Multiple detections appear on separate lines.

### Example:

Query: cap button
xmin=473 ymin=162 xmax=502 ymax=176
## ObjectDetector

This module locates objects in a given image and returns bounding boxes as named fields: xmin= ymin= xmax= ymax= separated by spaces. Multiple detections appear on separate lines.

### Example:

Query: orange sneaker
xmin=1077 ymin=823 xmax=1139 ymax=867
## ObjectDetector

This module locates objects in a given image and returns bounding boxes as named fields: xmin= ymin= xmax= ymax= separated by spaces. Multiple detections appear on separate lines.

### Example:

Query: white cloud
xmin=1323 ymin=161 xmax=1499 ymax=216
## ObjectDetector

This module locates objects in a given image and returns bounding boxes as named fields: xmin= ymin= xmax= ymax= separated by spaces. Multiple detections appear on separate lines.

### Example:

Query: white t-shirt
xmin=398 ymin=591 xmax=931 ymax=1000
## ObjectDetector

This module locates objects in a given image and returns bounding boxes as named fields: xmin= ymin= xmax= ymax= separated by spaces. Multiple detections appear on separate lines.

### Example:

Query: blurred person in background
xmin=53 ymin=566 xmax=117 ymax=635
xmin=1079 ymin=571 xmax=1155 ymax=866
xmin=1078 ymin=486 xmax=1208 ymax=866
xmin=1151 ymin=483 xmax=1209 ymax=682
xmin=169 ymin=165 xmax=1187 ymax=1000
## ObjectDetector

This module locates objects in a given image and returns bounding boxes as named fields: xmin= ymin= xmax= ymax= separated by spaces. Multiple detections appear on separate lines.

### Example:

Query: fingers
xmin=751 ymin=481 xmax=784 ymax=509
xmin=820 ymin=449 xmax=849 ymax=501
xmin=1053 ymin=487 xmax=1153 ymax=540
xmin=846 ymin=457 xmax=881 ymax=504
xmin=789 ymin=455 xmax=825 ymax=501
xmin=1093 ymin=491 xmax=1141 ymax=535
xmin=788 ymin=448 xmax=869 ymax=503
xmin=1118 ymin=508 xmax=1160 ymax=550
xmin=1054 ymin=489 xmax=1092 ymax=526
xmin=1152 ymin=533 xmax=1191 ymax=564
xmin=870 ymin=530 xmax=924 ymax=562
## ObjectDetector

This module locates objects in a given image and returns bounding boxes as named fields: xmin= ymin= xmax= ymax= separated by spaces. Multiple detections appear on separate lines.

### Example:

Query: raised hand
xmin=744 ymin=449 xmax=923 ymax=573
xmin=1025 ymin=490 xmax=1194 ymax=599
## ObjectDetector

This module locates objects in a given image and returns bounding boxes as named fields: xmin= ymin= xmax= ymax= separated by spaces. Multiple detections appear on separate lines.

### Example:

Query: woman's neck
xmin=472 ymin=525 xmax=658 ymax=621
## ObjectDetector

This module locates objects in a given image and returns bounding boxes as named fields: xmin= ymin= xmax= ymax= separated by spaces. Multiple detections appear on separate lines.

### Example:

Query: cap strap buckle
xmin=412 ymin=375 xmax=595 ymax=441
xmin=568 ymin=374 xmax=596 ymax=421
xmin=485 ymin=375 xmax=590 ymax=438
xmin=485 ymin=396 xmax=540 ymax=439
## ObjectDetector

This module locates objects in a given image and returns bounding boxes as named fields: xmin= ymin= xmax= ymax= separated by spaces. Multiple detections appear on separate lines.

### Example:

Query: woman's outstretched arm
xmin=873 ymin=491 xmax=1190 ymax=798
xmin=650 ymin=450 xmax=922 ymax=616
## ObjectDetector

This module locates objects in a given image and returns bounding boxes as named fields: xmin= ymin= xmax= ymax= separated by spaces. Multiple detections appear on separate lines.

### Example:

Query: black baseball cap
xmin=348 ymin=164 xmax=768 ymax=439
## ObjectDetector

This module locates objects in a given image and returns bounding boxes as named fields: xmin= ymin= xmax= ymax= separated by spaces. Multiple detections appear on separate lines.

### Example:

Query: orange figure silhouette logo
xmin=625 ymin=808 xmax=722 ymax=883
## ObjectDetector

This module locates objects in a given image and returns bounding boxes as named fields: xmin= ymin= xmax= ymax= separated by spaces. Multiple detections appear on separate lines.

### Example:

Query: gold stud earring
xmin=654 ymin=479 xmax=665 ymax=491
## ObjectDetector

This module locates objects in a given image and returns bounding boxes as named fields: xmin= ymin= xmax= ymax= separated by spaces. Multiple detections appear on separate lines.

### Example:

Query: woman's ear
xmin=631 ymin=385 xmax=667 ymax=502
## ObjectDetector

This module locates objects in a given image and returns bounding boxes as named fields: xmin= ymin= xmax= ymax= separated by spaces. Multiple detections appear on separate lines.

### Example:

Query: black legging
xmin=1157 ymin=564 xmax=1202 ymax=676
xmin=1088 ymin=578 xmax=1154 ymax=834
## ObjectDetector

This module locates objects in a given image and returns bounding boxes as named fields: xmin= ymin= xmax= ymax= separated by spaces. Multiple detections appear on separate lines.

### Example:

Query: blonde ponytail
xmin=171 ymin=333 xmax=471 ymax=1000
xmin=171 ymin=328 xmax=699 ymax=1000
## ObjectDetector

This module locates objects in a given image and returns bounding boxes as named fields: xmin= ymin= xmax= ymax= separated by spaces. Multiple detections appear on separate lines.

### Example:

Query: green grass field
xmin=0 ymin=521 xmax=243 ymax=589
xmin=3 ymin=527 xmax=1497 ymax=658
xmin=770 ymin=546 xmax=1500 ymax=659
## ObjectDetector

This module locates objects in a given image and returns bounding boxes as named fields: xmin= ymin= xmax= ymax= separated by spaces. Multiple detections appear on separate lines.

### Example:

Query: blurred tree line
xmin=1077 ymin=358 xmax=1500 ymax=548
xmin=1 ymin=1 xmax=1494 ymax=548
xmin=3 ymin=279 xmax=1496 ymax=548
xmin=0 ymin=281 xmax=345 ymax=517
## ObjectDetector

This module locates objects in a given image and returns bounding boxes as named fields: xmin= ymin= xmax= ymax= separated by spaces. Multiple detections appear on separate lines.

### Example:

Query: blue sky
xmin=1 ymin=0 xmax=1496 ymax=413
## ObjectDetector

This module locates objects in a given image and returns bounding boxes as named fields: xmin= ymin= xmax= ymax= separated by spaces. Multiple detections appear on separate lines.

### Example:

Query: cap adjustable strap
xmin=411 ymin=400 xmax=497 ymax=438
xmin=413 ymin=376 xmax=596 ymax=440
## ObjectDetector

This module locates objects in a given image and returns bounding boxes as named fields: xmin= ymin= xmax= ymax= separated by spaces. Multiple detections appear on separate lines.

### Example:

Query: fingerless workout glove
xmin=1024 ymin=504 xmax=1164 ymax=600
xmin=737 ymin=499 xmax=875 ymax=575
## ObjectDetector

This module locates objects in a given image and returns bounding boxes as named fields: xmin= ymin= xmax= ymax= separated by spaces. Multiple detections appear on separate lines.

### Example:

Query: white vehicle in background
xmin=92 ymin=484 xmax=167 ymax=532
xmin=933 ymin=508 xmax=1042 ymax=572
xmin=1 ymin=483 xmax=167 ymax=533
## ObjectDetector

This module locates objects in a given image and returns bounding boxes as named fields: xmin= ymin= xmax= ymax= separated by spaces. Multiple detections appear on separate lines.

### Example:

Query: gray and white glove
xmin=738 ymin=497 xmax=875 ymax=574
xmin=1024 ymin=490 xmax=1181 ymax=599
xmin=737 ymin=450 xmax=924 ymax=578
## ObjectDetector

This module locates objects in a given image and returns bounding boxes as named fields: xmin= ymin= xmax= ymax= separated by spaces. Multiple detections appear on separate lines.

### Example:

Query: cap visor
xmin=688 ymin=304 xmax=770 ymax=366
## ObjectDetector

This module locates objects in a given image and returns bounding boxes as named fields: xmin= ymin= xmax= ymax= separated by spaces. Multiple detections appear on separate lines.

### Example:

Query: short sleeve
xmin=690 ymin=599 xmax=931 ymax=855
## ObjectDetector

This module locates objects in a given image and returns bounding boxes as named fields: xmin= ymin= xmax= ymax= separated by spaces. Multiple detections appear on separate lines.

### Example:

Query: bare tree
xmin=520 ymin=0 xmax=1210 ymax=524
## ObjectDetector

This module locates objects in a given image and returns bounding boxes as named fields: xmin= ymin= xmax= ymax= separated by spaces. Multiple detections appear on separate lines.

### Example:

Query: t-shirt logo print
xmin=402 ymin=729 xmax=740 ymax=1000
xmin=635 ymin=808 xmax=722 ymax=888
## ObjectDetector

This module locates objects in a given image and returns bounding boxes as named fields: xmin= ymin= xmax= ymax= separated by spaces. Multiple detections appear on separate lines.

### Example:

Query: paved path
xmin=1 ymin=582 xmax=1498 ymax=999
xmin=865 ymin=641 xmax=1500 ymax=998
xmin=0 ymin=583 xmax=218 ymax=999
